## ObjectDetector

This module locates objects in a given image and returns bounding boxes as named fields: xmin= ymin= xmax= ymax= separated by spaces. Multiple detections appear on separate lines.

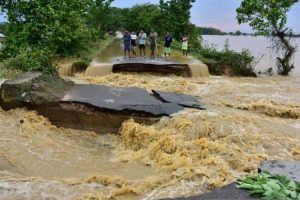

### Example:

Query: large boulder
xmin=0 ymin=72 xmax=74 ymax=109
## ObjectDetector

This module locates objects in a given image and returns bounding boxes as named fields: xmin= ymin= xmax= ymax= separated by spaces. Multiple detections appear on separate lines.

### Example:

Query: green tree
xmin=86 ymin=0 xmax=113 ymax=38
xmin=0 ymin=0 xmax=93 ymax=73
xmin=130 ymin=3 xmax=162 ymax=33
xmin=236 ymin=0 xmax=299 ymax=75
xmin=201 ymin=27 xmax=224 ymax=35
xmin=159 ymin=0 xmax=195 ymax=41
xmin=0 ymin=22 xmax=8 ymax=35
xmin=235 ymin=30 xmax=242 ymax=36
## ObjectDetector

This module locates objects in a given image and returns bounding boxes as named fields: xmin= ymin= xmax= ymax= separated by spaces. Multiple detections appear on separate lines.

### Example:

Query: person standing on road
xmin=149 ymin=31 xmax=157 ymax=59
xmin=130 ymin=31 xmax=138 ymax=57
xmin=164 ymin=32 xmax=173 ymax=59
xmin=123 ymin=31 xmax=131 ymax=59
xmin=138 ymin=30 xmax=147 ymax=58
xmin=182 ymin=33 xmax=189 ymax=58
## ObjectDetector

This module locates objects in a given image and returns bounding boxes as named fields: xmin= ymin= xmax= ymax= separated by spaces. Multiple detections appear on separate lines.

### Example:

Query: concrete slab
xmin=62 ymin=84 xmax=184 ymax=117
xmin=152 ymin=90 xmax=206 ymax=110
xmin=112 ymin=58 xmax=191 ymax=77
xmin=259 ymin=160 xmax=300 ymax=182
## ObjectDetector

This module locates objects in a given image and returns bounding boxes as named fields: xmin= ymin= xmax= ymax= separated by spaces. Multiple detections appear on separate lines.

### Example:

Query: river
xmin=0 ymin=39 xmax=300 ymax=199
xmin=202 ymin=35 xmax=300 ymax=76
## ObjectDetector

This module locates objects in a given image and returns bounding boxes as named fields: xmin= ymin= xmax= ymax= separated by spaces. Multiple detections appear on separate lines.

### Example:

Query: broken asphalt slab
xmin=62 ymin=84 xmax=185 ymax=117
xmin=152 ymin=90 xmax=206 ymax=110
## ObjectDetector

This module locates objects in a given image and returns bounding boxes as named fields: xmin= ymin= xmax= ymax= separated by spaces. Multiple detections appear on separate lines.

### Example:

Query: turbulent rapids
xmin=0 ymin=74 xmax=300 ymax=199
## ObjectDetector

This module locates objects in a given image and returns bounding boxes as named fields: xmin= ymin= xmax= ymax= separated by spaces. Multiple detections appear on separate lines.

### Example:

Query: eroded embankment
xmin=0 ymin=74 xmax=300 ymax=199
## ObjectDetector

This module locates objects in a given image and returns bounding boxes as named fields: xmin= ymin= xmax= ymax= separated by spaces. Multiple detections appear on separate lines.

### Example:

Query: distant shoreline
xmin=200 ymin=34 xmax=300 ymax=38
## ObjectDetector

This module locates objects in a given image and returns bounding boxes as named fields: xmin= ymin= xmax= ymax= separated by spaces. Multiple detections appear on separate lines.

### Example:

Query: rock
xmin=62 ymin=84 xmax=184 ymax=117
xmin=112 ymin=58 xmax=191 ymax=77
xmin=162 ymin=183 xmax=259 ymax=200
xmin=152 ymin=90 xmax=206 ymax=110
xmin=259 ymin=160 xmax=300 ymax=182
xmin=0 ymin=72 xmax=74 ymax=109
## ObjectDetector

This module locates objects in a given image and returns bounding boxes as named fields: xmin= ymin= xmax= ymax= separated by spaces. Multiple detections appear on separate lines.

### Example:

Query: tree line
xmin=0 ymin=0 xmax=199 ymax=74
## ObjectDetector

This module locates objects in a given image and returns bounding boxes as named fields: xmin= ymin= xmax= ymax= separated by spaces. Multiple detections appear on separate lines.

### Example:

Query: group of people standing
xmin=123 ymin=30 xmax=189 ymax=59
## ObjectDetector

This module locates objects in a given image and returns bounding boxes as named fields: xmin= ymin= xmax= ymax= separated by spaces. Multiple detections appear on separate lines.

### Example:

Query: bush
xmin=3 ymin=47 xmax=57 ymax=75
xmin=198 ymin=42 xmax=256 ymax=77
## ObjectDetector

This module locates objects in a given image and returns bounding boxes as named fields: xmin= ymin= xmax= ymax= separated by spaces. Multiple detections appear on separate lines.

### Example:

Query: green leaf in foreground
xmin=237 ymin=172 xmax=300 ymax=200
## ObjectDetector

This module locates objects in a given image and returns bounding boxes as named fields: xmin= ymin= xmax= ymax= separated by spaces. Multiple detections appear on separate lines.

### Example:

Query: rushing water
xmin=1 ymin=38 xmax=300 ymax=199
xmin=202 ymin=35 xmax=300 ymax=76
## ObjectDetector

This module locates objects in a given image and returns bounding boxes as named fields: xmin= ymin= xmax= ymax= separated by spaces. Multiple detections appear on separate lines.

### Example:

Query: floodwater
xmin=202 ymin=35 xmax=300 ymax=76
xmin=1 ymin=38 xmax=300 ymax=199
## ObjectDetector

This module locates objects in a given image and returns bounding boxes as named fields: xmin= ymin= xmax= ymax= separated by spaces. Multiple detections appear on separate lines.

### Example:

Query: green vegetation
xmin=4 ymin=47 xmax=56 ymax=75
xmin=0 ymin=0 xmax=114 ymax=74
xmin=0 ymin=22 xmax=8 ymax=34
xmin=237 ymin=0 xmax=299 ymax=76
xmin=237 ymin=172 xmax=300 ymax=200
xmin=197 ymin=42 xmax=256 ymax=77
xmin=201 ymin=27 xmax=225 ymax=35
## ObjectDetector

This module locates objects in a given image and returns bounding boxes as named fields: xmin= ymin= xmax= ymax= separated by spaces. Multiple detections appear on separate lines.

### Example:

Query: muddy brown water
xmin=1 ymin=39 xmax=300 ymax=199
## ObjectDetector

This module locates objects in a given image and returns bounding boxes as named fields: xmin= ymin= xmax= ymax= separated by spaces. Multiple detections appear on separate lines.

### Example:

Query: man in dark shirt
xmin=123 ymin=30 xmax=131 ymax=59
xmin=164 ymin=32 xmax=173 ymax=59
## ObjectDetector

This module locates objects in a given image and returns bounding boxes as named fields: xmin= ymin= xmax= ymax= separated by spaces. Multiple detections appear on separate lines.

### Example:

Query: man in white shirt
xmin=130 ymin=32 xmax=138 ymax=57
xmin=138 ymin=30 xmax=147 ymax=57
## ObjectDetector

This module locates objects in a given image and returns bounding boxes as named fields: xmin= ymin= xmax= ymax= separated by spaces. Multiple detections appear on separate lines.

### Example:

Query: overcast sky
xmin=1 ymin=0 xmax=299 ymax=33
